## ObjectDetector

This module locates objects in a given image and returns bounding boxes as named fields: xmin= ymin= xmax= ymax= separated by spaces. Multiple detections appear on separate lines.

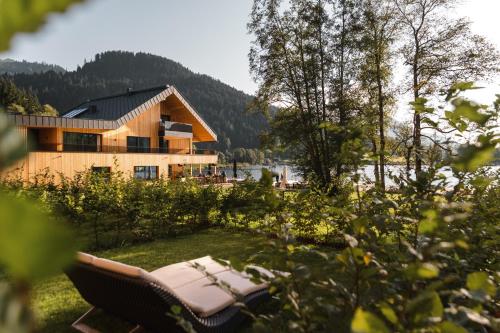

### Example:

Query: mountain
xmin=7 ymin=51 xmax=267 ymax=151
xmin=0 ymin=59 xmax=65 ymax=74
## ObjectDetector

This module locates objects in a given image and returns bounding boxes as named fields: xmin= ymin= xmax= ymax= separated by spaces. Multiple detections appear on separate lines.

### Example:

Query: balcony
xmin=158 ymin=121 xmax=193 ymax=138
xmin=30 ymin=143 xmax=216 ymax=155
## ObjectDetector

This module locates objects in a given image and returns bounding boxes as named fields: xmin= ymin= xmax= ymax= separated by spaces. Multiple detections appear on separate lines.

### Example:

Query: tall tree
xmin=359 ymin=0 xmax=398 ymax=192
xmin=249 ymin=0 xmax=364 ymax=190
xmin=394 ymin=0 xmax=499 ymax=175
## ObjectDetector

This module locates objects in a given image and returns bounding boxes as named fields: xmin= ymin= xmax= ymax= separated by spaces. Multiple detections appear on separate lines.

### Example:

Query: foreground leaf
xmin=0 ymin=0 xmax=84 ymax=51
xmin=0 ymin=194 xmax=77 ymax=281
xmin=351 ymin=308 xmax=390 ymax=333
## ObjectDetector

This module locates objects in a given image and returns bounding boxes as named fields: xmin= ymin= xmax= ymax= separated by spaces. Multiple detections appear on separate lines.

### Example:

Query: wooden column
xmin=56 ymin=128 xmax=63 ymax=152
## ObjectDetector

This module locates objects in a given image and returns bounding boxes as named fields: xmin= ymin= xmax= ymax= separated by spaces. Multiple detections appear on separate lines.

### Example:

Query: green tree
xmin=359 ymin=0 xmax=399 ymax=192
xmin=249 ymin=0 xmax=365 ymax=191
xmin=394 ymin=0 xmax=499 ymax=175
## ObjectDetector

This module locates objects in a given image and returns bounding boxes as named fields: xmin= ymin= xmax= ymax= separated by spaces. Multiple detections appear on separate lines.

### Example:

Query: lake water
xmin=220 ymin=164 xmax=500 ymax=188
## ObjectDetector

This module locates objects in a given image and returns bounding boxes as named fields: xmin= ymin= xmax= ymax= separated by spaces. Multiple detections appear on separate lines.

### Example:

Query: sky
xmin=1 ymin=0 xmax=499 ymax=102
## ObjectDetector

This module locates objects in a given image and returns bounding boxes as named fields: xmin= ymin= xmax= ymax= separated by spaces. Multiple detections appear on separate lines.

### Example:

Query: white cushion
xmin=150 ymin=256 xmax=271 ymax=317
xmin=76 ymin=252 xmax=96 ymax=264
xmin=214 ymin=270 xmax=268 ymax=296
xmin=150 ymin=262 xmax=208 ymax=289
xmin=188 ymin=256 xmax=229 ymax=275
xmin=173 ymin=277 xmax=235 ymax=317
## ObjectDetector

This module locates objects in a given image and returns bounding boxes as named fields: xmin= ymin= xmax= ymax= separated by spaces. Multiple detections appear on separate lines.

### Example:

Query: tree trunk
xmin=376 ymin=54 xmax=386 ymax=193
xmin=371 ymin=138 xmax=380 ymax=185
xmin=413 ymin=41 xmax=422 ymax=175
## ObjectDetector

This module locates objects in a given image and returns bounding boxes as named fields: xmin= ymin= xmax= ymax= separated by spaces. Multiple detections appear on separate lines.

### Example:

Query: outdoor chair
xmin=65 ymin=253 xmax=272 ymax=333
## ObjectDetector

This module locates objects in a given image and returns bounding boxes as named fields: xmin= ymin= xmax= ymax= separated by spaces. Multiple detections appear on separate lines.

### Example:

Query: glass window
xmin=134 ymin=166 xmax=158 ymax=180
xmin=127 ymin=136 xmax=150 ymax=153
xmin=63 ymin=132 xmax=101 ymax=152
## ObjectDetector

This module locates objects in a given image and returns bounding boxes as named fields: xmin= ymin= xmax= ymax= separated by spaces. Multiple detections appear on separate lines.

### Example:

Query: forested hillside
xmin=0 ymin=58 xmax=65 ymax=74
xmin=0 ymin=76 xmax=57 ymax=115
xmin=8 ymin=51 xmax=267 ymax=151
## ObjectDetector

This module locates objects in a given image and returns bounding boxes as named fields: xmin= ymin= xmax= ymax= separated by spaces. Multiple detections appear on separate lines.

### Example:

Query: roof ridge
xmin=84 ymin=84 xmax=170 ymax=103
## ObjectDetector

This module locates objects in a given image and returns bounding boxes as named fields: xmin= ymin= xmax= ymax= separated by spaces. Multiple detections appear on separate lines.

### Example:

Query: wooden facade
xmin=3 ymin=88 xmax=218 ymax=182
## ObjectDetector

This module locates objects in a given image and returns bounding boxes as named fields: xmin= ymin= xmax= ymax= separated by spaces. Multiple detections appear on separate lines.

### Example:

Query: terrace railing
xmin=30 ymin=144 xmax=216 ymax=155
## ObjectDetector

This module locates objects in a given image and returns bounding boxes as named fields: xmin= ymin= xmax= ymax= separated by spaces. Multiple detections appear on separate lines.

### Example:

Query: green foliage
xmin=0 ymin=0 xmax=83 ymax=51
xmin=0 ymin=113 xmax=26 ymax=169
xmin=351 ymin=309 xmax=389 ymax=333
xmin=0 ymin=3 xmax=82 ymax=331
xmin=0 ymin=194 xmax=76 ymax=281
xmin=235 ymin=88 xmax=500 ymax=333
xmin=4 ymin=168 xmax=227 ymax=250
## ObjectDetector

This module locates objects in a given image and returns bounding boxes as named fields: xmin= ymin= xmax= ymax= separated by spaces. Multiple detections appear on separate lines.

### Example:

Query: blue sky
xmin=1 ymin=0 xmax=499 ymax=104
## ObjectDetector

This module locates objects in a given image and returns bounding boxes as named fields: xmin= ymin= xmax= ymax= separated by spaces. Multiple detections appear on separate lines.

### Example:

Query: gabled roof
xmin=63 ymin=86 xmax=168 ymax=121
xmin=9 ymin=85 xmax=217 ymax=141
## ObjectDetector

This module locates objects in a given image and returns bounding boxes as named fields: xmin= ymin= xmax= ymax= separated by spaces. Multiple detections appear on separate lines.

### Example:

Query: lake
xmin=220 ymin=164 xmax=500 ymax=188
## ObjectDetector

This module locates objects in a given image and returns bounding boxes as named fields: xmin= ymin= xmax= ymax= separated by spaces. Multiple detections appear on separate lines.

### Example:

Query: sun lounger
xmin=65 ymin=252 xmax=271 ymax=333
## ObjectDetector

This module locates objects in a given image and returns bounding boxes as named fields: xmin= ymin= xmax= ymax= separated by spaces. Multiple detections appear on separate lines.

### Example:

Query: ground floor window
xmin=134 ymin=166 xmax=158 ymax=180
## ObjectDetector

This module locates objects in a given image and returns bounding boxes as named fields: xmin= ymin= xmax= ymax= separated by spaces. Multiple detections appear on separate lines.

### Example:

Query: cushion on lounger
xmin=149 ymin=256 xmax=269 ymax=317
xmin=93 ymin=258 xmax=149 ymax=278
xmin=188 ymin=256 xmax=229 ymax=275
xmin=173 ymin=277 xmax=236 ymax=317
xmin=76 ymin=252 xmax=96 ymax=265
xmin=149 ymin=262 xmax=209 ymax=289
xmin=213 ymin=270 xmax=268 ymax=296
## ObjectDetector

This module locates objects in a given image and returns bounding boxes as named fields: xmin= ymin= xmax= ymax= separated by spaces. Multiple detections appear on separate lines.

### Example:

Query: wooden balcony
xmin=158 ymin=121 xmax=193 ymax=138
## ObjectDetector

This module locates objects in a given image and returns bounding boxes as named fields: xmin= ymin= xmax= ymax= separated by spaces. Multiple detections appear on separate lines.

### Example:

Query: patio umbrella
xmin=233 ymin=159 xmax=237 ymax=179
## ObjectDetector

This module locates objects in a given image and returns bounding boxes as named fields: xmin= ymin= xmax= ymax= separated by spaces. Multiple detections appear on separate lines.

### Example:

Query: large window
xmin=127 ymin=136 xmax=150 ymax=153
xmin=134 ymin=166 xmax=158 ymax=180
xmin=63 ymin=132 xmax=101 ymax=152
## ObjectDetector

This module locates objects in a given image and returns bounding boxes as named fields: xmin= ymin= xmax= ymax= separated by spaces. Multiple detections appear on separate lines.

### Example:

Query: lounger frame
xmin=66 ymin=262 xmax=269 ymax=333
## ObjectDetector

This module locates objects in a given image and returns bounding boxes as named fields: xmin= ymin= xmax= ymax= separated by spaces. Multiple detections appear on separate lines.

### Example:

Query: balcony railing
xmin=30 ymin=144 xmax=216 ymax=155
xmin=159 ymin=121 xmax=193 ymax=136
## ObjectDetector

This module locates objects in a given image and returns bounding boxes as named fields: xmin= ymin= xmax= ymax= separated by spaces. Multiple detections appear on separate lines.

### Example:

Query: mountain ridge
xmin=0 ymin=58 xmax=66 ymax=74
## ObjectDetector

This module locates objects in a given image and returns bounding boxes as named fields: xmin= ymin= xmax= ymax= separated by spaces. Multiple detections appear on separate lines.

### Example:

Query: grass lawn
xmin=33 ymin=228 xmax=275 ymax=332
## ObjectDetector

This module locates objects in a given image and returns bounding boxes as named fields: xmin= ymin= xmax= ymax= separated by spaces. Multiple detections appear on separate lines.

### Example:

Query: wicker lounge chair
xmin=66 ymin=253 xmax=272 ymax=333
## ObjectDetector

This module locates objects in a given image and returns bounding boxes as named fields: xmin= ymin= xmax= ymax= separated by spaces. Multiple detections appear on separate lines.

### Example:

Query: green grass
xmin=33 ymin=228 xmax=273 ymax=332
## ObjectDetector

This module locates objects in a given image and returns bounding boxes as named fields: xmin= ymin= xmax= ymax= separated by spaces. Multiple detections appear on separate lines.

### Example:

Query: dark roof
xmin=63 ymin=85 xmax=169 ymax=120
xmin=7 ymin=85 xmax=217 ymax=141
